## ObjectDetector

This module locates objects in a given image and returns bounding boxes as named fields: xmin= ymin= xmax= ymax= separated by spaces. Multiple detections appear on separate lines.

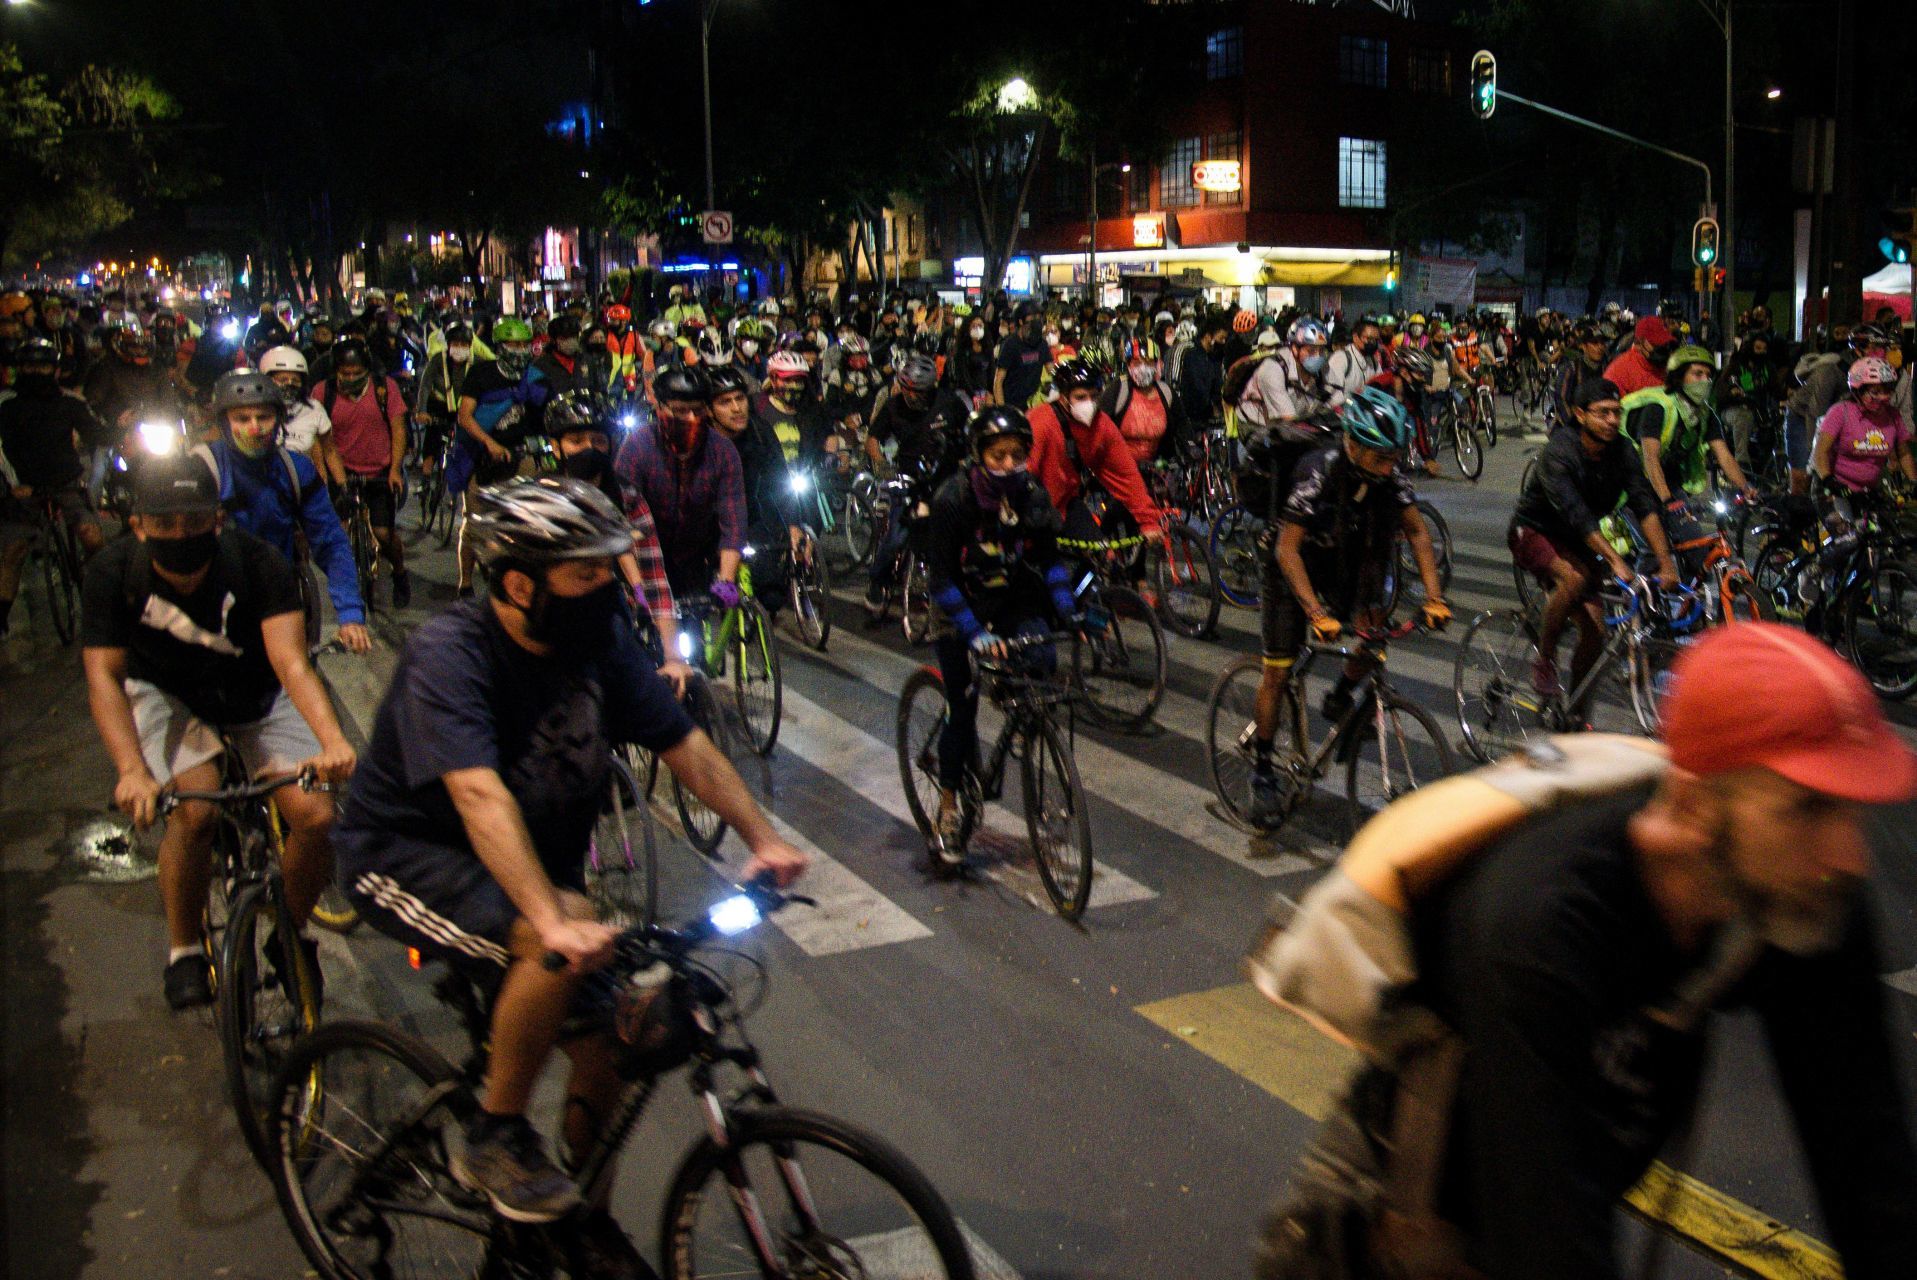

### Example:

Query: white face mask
xmin=1045 ymin=331 xmax=1061 ymax=348
xmin=1068 ymin=398 xmax=1097 ymax=425
xmin=969 ymin=325 xmax=985 ymax=340
xmin=1129 ymin=364 xmax=1155 ymax=387
xmin=737 ymin=339 xmax=759 ymax=358
xmin=449 ymin=345 xmax=472 ymax=363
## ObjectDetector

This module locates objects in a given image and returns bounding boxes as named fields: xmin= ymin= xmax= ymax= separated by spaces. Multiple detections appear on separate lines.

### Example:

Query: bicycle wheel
xmin=673 ymin=677 xmax=733 ymax=855
xmin=1479 ymin=388 xmax=1499 ymax=447
xmin=1206 ymin=655 xmax=1307 ymax=831
xmin=268 ymin=1020 xmax=490 ymax=1280
xmin=788 ymin=530 xmax=832 ymax=651
xmin=844 ymin=481 xmax=878 ymax=567
xmin=1020 ymin=714 xmax=1093 ymax=919
xmin=729 ymin=599 xmax=783 ymax=755
xmin=896 ymin=667 xmax=955 ymax=842
xmin=1451 ymin=412 xmax=1484 ymax=481
xmin=438 ymin=488 xmax=462 ymax=551
xmin=1149 ymin=523 xmax=1221 ymax=640
xmin=1626 ymin=633 xmax=1687 ymax=732
xmin=1845 ymin=556 xmax=1917 ymax=699
xmin=660 ymin=1106 xmax=976 ymax=1280
xmin=1454 ymin=609 xmax=1548 ymax=764
xmin=1072 ymin=584 xmax=1166 ymax=732
xmin=40 ymin=522 xmax=78 ymax=645
xmin=221 ymin=879 xmax=320 ymax=1170
xmin=1209 ymin=504 xmax=1264 ymax=608
xmin=1344 ymin=691 xmax=1455 ymax=836
xmin=1751 ymin=535 xmax=1810 ymax=624
xmin=415 ymin=467 xmax=442 ymax=535
xmin=310 ymin=884 xmax=362 ymax=934
xmin=1390 ymin=501 xmax=1453 ymax=614
xmin=587 ymin=752 xmax=658 ymax=930
xmin=900 ymin=552 xmax=935 ymax=646
xmin=351 ymin=508 xmax=378 ymax=615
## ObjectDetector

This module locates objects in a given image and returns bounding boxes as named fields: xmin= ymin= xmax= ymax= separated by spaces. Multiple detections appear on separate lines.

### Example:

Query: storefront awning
xmin=1039 ymin=244 xmax=1390 ymax=291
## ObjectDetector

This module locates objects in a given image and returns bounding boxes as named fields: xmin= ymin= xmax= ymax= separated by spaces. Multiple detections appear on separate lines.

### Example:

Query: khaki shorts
xmin=126 ymin=680 xmax=321 ymax=783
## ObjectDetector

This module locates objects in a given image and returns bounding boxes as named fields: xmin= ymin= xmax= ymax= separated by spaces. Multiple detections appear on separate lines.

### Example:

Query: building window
xmin=1407 ymin=47 xmax=1451 ymax=96
xmin=1338 ymin=137 xmax=1387 ymax=209
xmin=907 ymin=214 xmax=920 ymax=256
xmin=1338 ymin=35 xmax=1388 ymax=89
xmin=1162 ymin=136 xmax=1202 ymax=208
xmin=1206 ymin=26 xmax=1243 ymax=80
xmin=1203 ymin=130 xmax=1242 ymax=207
xmin=1130 ymin=163 xmax=1152 ymax=213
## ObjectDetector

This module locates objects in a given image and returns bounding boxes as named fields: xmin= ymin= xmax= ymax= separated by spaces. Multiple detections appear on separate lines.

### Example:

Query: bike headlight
xmin=621 ymin=413 xmax=637 ymax=430
xmin=708 ymin=893 xmax=763 ymax=937
xmin=676 ymin=631 xmax=695 ymax=660
xmin=1711 ymin=499 xmax=1728 ymax=516
xmin=219 ymin=318 xmax=240 ymax=342
xmin=788 ymin=472 xmax=811 ymax=496
xmin=136 ymin=420 xmax=180 ymax=456
xmin=741 ymin=544 xmax=756 ymax=559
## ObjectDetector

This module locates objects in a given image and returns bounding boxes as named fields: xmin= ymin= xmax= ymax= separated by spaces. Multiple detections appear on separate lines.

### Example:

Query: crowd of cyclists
xmin=5 ymin=267 xmax=1917 ymax=1277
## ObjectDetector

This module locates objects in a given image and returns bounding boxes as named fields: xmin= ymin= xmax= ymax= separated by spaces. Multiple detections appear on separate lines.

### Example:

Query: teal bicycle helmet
xmin=1341 ymin=386 xmax=1413 ymax=453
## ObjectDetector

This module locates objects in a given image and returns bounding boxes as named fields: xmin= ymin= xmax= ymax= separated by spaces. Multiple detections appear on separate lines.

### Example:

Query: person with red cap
xmin=1602 ymin=316 xmax=1676 ymax=397
xmin=1406 ymin=621 xmax=1917 ymax=1279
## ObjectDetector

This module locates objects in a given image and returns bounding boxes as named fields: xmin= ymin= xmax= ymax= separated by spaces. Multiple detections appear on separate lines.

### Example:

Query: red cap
xmin=1635 ymin=316 xmax=1674 ymax=346
xmin=1660 ymin=623 xmax=1917 ymax=803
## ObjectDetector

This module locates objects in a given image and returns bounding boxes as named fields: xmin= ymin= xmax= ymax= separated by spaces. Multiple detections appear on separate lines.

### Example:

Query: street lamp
xmin=997 ymin=77 xmax=1037 ymax=114
xmin=1765 ymin=86 xmax=1782 ymax=100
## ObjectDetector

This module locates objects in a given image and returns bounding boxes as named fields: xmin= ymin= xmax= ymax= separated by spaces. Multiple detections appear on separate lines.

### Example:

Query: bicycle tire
xmin=659 ymin=1106 xmax=976 ymax=1280
xmin=222 ymin=879 xmax=320 ymax=1170
xmin=1343 ymin=691 xmax=1455 ymax=836
xmin=788 ymin=530 xmax=832 ymax=651
xmin=900 ymin=552 xmax=935 ymax=646
xmin=673 ymin=676 xmax=733 ymax=855
xmin=844 ymin=482 xmax=878 ymax=567
xmin=1150 ymin=523 xmax=1221 ymax=640
xmin=350 ymin=504 xmax=378 ymax=617
xmin=1452 ymin=412 xmax=1484 ymax=481
xmin=1386 ymin=500 xmax=1453 ymax=616
xmin=1072 ymin=584 xmax=1166 ymax=732
xmin=588 ymin=751 xmax=658 ymax=929
xmin=438 ymin=488 xmax=462 ymax=551
xmin=1020 ymin=713 xmax=1094 ymax=918
xmin=1205 ymin=655 xmax=1307 ymax=832
xmin=729 ymin=599 xmax=783 ymax=756
xmin=1454 ymin=609 xmax=1547 ymax=764
xmin=1751 ymin=535 xmax=1809 ymax=624
xmin=1844 ymin=555 xmax=1917 ymax=699
xmin=1209 ymin=504 xmax=1264 ymax=608
xmin=1626 ymin=632 xmax=1687 ymax=732
xmin=267 ymin=1019 xmax=488 ymax=1280
xmin=1479 ymin=387 xmax=1499 ymax=447
xmin=309 ymin=885 xmax=362 ymax=934
xmin=40 ymin=519 xmax=78 ymax=645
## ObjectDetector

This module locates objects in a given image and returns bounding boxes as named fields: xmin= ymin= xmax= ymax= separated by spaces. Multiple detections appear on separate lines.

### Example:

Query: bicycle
xmin=1753 ymin=499 xmax=1917 ymax=698
xmin=897 ymin=633 xmax=1095 ymax=918
xmin=1424 ymin=392 xmax=1483 ymax=481
xmin=1209 ymin=502 xmax=1266 ymax=609
xmin=412 ymin=420 xmax=456 ymax=544
xmin=170 ymin=759 xmax=329 ymax=1169
xmin=335 ymin=477 xmax=385 ymax=617
xmin=1453 ymin=577 xmax=1702 ymax=763
xmin=1058 ymin=534 xmax=1169 ymax=732
xmin=1379 ymin=498 xmax=1454 ymax=618
xmin=1141 ymin=462 xmax=1223 ymax=640
xmin=782 ymin=468 xmax=834 ymax=651
xmin=864 ymin=461 xmax=940 ymax=645
xmin=681 ymin=573 xmax=784 ymax=758
xmin=266 ymin=881 xmax=978 ymax=1280
xmin=1206 ymin=622 xmax=1455 ymax=838
xmin=585 ymin=746 xmax=660 ymax=930
xmin=24 ymin=492 xmax=84 ymax=645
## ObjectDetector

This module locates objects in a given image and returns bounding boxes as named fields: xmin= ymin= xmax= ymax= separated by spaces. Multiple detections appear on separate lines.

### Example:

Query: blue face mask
xmin=1302 ymin=353 xmax=1327 ymax=375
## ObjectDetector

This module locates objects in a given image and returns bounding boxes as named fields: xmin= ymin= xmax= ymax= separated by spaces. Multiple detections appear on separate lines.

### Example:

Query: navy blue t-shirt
xmin=338 ymin=598 xmax=693 ymax=881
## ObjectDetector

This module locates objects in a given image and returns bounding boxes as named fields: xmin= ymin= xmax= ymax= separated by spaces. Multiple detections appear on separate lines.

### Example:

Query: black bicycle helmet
xmin=1393 ymin=346 xmax=1434 ymax=382
xmin=706 ymin=364 xmax=750 ymax=399
xmin=897 ymin=353 xmax=939 ymax=392
xmin=1050 ymin=358 xmax=1102 ymax=394
xmin=12 ymin=335 xmax=58 ymax=366
xmin=466 ymin=475 xmax=634 ymax=568
xmin=330 ymin=336 xmax=372 ymax=371
xmin=967 ymin=404 xmax=1033 ymax=459
xmin=211 ymin=369 xmax=287 ymax=420
xmin=544 ymin=388 xmax=608 ymax=436
xmin=652 ymin=365 xmax=711 ymax=405
xmin=547 ymin=313 xmax=581 ymax=340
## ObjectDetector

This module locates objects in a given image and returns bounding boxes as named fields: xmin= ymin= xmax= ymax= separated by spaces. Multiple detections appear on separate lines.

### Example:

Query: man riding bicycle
xmin=611 ymin=366 xmax=748 ymax=612
xmin=81 ymin=456 xmax=356 ymax=1009
xmin=1627 ymin=344 xmax=1759 ymax=580
xmin=452 ymin=317 xmax=545 ymax=596
xmin=862 ymin=353 xmax=972 ymax=619
xmin=334 ymin=476 xmax=805 ymax=1264
xmin=314 ymin=337 xmax=412 ymax=608
xmin=1246 ymin=389 xmax=1449 ymax=827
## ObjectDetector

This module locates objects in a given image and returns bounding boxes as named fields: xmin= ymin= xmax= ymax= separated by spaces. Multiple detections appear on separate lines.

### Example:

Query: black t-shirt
xmin=80 ymin=528 xmax=303 ymax=725
xmin=337 ymin=599 xmax=695 ymax=882
xmin=1280 ymin=445 xmax=1414 ymax=599
xmin=867 ymin=389 xmax=968 ymax=476
xmin=0 ymin=387 xmax=95 ymax=487
xmin=924 ymin=469 xmax=1067 ymax=630
xmin=994 ymin=334 xmax=1048 ymax=406
xmin=1411 ymin=786 xmax=1917 ymax=1279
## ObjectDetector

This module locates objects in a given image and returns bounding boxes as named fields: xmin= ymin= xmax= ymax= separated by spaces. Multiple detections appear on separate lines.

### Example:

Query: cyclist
xmin=1097 ymin=337 xmax=1187 ymax=472
xmin=1602 ymin=315 xmax=1675 ymax=396
xmin=81 ymin=320 xmax=184 ymax=506
xmin=1510 ymin=377 xmax=1678 ymax=699
xmin=611 ymin=366 xmax=747 ymax=605
xmin=950 ymin=311 xmax=996 ymax=404
xmin=602 ymin=303 xmax=646 ymax=402
xmin=1809 ymin=355 xmax=1915 ymax=540
xmin=993 ymin=302 xmax=1050 ymax=409
xmin=1552 ymin=321 xmax=1614 ymax=432
xmin=1324 ymin=317 xmax=1382 ymax=409
xmin=1028 ymin=359 xmax=1164 ymax=546
xmin=81 ymin=455 xmax=356 ymax=1008
xmin=257 ymin=345 xmax=332 ymax=465
xmin=1719 ymin=332 xmax=1779 ymax=470
xmin=753 ymin=348 xmax=827 ymax=472
xmin=414 ymin=322 xmax=477 ymax=482
xmin=0 ymin=336 xmax=107 ymax=574
xmin=451 ymin=318 xmax=544 ymax=595
xmin=1245 ymin=389 xmax=1449 ymax=826
xmin=861 ymin=354 xmax=972 ymax=619
xmin=333 ymin=476 xmax=804 ymax=1243
xmin=824 ymin=332 xmax=882 ymax=429
xmin=1629 ymin=342 xmax=1757 ymax=517
xmin=529 ymin=313 xmax=591 ymax=400
xmin=314 ymin=338 xmax=411 ymax=609
xmin=922 ymin=405 xmax=1079 ymax=857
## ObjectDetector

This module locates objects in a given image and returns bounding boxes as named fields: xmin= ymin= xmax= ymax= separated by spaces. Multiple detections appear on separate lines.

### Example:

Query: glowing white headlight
xmin=621 ymin=413 xmax=637 ymax=430
xmin=708 ymin=894 xmax=763 ymax=937
xmin=676 ymin=631 xmax=695 ymax=660
xmin=788 ymin=472 xmax=811 ymax=495
xmin=219 ymin=318 xmax=240 ymax=342
xmin=137 ymin=421 xmax=180 ymax=455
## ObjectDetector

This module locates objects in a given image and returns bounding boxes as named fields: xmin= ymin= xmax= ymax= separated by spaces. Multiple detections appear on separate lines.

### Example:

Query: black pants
xmin=932 ymin=616 xmax=1055 ymax=789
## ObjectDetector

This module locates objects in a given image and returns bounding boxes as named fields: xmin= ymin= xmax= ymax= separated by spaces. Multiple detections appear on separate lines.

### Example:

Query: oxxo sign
xmin=1132 ymin=213 xmax=1167 ymax=248
xmin=1191 ymin=160 xmax=1242 ymax=194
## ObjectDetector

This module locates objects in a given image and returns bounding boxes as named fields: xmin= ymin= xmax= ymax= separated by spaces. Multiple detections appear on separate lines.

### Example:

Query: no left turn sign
xmin=701 ymin=211 xmax=733 ymax=245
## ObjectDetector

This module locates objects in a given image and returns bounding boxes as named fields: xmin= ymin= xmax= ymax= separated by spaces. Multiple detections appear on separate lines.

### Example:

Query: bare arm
xmin=83 ymin=646 xmax=162 ymax=825
xmin=1275 ymin=522 xmax=1325 ymax=618
xmin=1709 ymin=439 xmax=1753 ymax=493
xmin=1400 ymin=506 xmax=1445 ymax=602
xmin=659 ymin=730 xmax=807 ymax=883
xmin=260 ymin=612 xmax=356 ymax=780
xmin=443 ymin=767 xmax=568 ymax=936
xmin=1640 ymin=435 xmax=1673 ymax=504
xmin=1811 ymin=430 xmax=1835 ymax=481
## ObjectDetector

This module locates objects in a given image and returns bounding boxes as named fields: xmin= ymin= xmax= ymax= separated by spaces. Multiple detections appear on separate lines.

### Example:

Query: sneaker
xmin=163 ymin=954 xmax=213 ymax=1010
xmin=453 ymin=1113 xmax=582 ymax=1224
xmin=932 ymin=807 xmax=966 ymax=866
xmin=1320 ymin=686 xmax=1354 ymax=726
xmin=1248 ymin=770 xmax=1284 ymax=829
xmin=393 ymin=570 xmax=413 ymax=609
xmin=569 ymin=1207 xmax=658 ymax=1280
xmin=1530 ymin=657 xmax=1562 ymax=698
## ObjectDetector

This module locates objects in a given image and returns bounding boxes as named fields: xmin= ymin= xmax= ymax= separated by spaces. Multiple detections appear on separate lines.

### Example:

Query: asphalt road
xmin=5 ymin=407 xmax=1916 ymax=1279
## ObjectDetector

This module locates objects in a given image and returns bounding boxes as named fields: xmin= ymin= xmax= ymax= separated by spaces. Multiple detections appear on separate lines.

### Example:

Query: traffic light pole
xmin=1494 ymin=89 xmax=1713 ymax=212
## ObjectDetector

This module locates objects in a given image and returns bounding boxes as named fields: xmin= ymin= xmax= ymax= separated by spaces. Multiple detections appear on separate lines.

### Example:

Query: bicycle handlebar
xmin=157 ymin=769 xmax=327 ymax=816
xmin=541 ymin=873 xmax=816 ymax=972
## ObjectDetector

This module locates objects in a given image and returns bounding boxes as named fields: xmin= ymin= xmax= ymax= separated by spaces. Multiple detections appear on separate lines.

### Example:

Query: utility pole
xmin=1828 ymin=0 xmax=1860 ymax=325
xmin=700 ymin=0 xmax=718 ymax=211
xmin=1088 ymin=144 xmax=1098 ymax=308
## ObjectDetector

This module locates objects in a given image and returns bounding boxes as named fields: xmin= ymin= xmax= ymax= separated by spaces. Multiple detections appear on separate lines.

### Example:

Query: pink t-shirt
xmin=1118 ymin=387 xmax=1169 ymax=465
xmin=316 ymin=376 xmax=405 ymax=475
xmin=1818 ymin=399 xmax=1908 ymax=491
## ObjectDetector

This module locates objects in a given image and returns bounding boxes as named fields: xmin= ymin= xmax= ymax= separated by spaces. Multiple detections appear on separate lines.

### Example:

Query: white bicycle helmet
xmin=1849 ymin=356 xmax=1898 ymax=391
xmin=259 ymin=345 xmax=308 ymax=377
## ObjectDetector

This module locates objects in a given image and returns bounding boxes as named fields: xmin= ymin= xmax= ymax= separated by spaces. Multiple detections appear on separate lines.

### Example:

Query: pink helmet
xmin=1849 ymin=356 xmax=1898 ymax=392
xmin=767 ymin=350 xmax=810 ymax=380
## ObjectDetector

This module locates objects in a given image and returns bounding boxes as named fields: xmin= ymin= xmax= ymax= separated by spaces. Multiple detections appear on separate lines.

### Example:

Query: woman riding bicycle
xmin=1799 ymin=356 xmax=1917 ymax=623
xmin=922 ymin=405 xmax=1080 ymax=860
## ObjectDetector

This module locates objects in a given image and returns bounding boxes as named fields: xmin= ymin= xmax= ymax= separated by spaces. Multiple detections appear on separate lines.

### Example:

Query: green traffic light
xmin=1698 ymin=247 xmax=1714 ymax=264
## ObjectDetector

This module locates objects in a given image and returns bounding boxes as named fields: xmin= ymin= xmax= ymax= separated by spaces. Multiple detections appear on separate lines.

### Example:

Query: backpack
xmin=1223 ymin=349 xmax=1277 ymax=408
xmin=1246 ymin=735 xmax=1765 ymax=1280
xmin=322 ymin=374 xmax=390 ymax=420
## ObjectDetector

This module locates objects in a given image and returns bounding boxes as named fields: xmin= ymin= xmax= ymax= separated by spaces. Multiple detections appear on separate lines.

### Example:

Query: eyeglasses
xmin=1582 ymin=406 xmax=1623 ymax=421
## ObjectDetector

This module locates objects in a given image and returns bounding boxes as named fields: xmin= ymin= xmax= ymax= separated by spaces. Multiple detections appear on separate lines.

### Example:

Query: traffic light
xmin=1384 ymin=269 xmax=1398 ymax=293
xmin=1470 ymin=51 xmax=1497 ymax=120
xmin=1713 ymin=267 xmax=1726 ymax=290
xmin=1880 ymin=209 xmax=1916 ymax=264
xmin=1691 ymin=217 xmax=1720 ymax=268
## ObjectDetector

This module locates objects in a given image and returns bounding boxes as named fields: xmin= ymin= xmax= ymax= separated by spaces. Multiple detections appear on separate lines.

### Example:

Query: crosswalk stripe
xmin=778 ymin=686 xmax=1157 ymax=912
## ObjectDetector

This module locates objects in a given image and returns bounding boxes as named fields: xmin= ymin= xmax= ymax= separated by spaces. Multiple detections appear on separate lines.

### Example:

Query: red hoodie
xmin=1028 ymin=399 xmax=1162 ymax=530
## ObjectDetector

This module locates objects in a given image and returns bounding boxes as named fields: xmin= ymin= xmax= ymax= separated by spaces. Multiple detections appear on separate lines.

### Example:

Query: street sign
xmin=1132 ymin=213 xmax=1166 ymax=249
xmin=701 ymin=210 xmax=733 ymax=245
xmin=1191 ymin=160 xmax=1241 ymax=194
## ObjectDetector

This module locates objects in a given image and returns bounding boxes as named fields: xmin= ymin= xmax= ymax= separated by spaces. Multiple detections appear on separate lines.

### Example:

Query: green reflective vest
xmin=1621 ymin=386 xmax=1711 ymax=494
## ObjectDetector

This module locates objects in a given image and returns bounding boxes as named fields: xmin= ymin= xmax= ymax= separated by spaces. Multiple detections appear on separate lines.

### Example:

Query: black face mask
xmin=527 ymin=579 xmax=624 ymax=649
xmin=148 ymin=529 xmax=218 ymax=575
xmin=561 ymin=448 xmax=611 ymax=483
xmin=16 ymin=371 xmax=56 ymax=394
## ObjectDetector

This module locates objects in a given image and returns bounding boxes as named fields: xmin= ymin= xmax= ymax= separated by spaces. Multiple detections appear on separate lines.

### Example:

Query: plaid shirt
xmin=626 ymin=492 xmax=676 ymax=633
xmin=613 ymin=421 xmax=745 ymax=595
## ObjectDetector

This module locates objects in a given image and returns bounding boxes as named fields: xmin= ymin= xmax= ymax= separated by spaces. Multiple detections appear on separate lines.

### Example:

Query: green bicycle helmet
xmin=1664 ymin=343 xmax=1715 ymax=374
xmin=1341 ymin=386 xmax=1414 ymax=453
xmin=493 ymin=317 xmax=535 ymax=344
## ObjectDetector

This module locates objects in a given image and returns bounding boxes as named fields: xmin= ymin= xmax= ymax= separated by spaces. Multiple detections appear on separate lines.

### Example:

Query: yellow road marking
xmin=1137 ymin=983 xmax=1843 ymax=1280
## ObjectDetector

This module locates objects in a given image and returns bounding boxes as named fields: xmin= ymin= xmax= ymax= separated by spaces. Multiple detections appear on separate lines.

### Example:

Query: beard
xmin=1705 ymin=824 xmax=1853 ymax=957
